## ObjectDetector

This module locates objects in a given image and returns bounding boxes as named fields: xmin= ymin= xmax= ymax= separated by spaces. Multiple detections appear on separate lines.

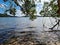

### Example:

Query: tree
xmin=40 ymin=0 xmax=59 ymax=17
xmin=3 ymin=0 xmax=41 ymax=20
xmin=57 ymin=0 xmax=60 ymax=15
xmin=3 ymin=0 xmax=16 ymax=16
xmin=40 ymin=0 xmax=60 ymax=29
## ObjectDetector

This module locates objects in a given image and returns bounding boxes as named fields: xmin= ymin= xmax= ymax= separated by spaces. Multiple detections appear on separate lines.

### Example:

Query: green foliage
xmin=49 ymin=0 xmax=58 ymax=12
xmin=9 ymin=8 xmax=16 ymax=16
xmin=29 ymin=8 xmax=37 ymax=20
xmin=22 ymin=0 xmax=36 ymax=16
xmin=3 ymin=0 xmax=17 ymax=16
xmin=14 ymin=0 xmax=19 ymax=6
xmin=0 ymin=13 xmax=11 ymax=17
xmin=30 ymin=15 xmax=36 ymax=21
xmin=2 ymin=0 xmax=41 ymax=20
xmin=40 ymin=0 xmax=59 ymax=17
xmin=40 ymin=2 xmax=49 ymax=16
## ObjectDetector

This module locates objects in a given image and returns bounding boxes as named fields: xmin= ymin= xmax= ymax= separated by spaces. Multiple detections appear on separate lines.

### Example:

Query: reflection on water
xmin=0 ymin=17 xmax=60 ymax=45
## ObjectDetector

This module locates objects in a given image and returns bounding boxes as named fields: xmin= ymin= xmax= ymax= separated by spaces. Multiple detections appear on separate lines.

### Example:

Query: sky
xmin=0 ymin=0 xmax=49 ymax=16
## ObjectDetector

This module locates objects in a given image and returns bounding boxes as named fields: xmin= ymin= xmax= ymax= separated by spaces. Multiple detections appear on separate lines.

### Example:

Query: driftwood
xmin=49 ymin=20 xmax=60 ymax=30
xmin=44 ymin=30 xmax=60 ymax=32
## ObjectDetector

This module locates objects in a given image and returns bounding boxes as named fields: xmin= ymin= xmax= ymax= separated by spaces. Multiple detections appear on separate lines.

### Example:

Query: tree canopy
xmin=40 ymin=0 xmax=60 ymax=17
xmin=2 ymin=0 xmax=40 ymax=20
xmin=0 ymin=0 xmax=60 ymax=20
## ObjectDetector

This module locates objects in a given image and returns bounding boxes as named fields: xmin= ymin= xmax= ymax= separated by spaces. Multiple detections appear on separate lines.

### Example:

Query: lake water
xmin=0 ymin=17 xmax=60 ymax=45
xmin=0 ymin=17 xmax=59 ymax=31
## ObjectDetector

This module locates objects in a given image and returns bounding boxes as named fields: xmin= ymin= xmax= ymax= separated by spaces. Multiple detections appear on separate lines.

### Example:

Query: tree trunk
xmin=57 ymin=0 xmax=60 ymax=15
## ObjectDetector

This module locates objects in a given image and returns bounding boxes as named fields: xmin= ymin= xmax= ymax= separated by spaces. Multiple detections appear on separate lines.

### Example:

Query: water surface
xmin=0 ymin=17 xmax=60 ymax=45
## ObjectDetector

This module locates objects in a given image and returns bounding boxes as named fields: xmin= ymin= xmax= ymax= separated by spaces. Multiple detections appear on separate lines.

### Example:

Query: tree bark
xmin=57 ymin=0 xmax=60 ymax=15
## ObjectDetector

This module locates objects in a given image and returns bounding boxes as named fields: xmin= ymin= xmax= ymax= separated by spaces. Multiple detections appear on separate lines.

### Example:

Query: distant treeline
xmin=0 ymin=13 xmax=15 ymax=17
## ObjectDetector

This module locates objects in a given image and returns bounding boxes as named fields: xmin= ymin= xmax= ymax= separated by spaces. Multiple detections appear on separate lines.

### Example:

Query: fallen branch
xmin=44 ymin=30 xmax=60 ymax=32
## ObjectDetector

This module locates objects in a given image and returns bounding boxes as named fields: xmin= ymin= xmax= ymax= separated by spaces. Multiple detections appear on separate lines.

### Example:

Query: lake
xmin=0 ymin=17 xmax=60 ymax=45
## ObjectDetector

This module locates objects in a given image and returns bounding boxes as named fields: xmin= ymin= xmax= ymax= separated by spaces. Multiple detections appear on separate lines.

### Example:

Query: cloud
xmin=41 ymin=0 xmax=50 ymax=2
xmin=0 ymin=4 xmax=7 ymax=8
xmin=16 ymin=10 xmax=25 ymax=16
xmin=0 ymin=4 xmax=5 ymax=8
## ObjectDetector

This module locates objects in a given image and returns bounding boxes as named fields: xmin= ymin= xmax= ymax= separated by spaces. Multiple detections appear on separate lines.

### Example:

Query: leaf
xmin=14 ymin=0 xmax=19 ymax=6
xmin=9 ymin=8 xmax=16 ymax=15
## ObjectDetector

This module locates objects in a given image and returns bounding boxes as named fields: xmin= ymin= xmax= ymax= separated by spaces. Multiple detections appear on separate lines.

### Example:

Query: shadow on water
xmin=0 ymin=28 xmax=46 ymax=45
